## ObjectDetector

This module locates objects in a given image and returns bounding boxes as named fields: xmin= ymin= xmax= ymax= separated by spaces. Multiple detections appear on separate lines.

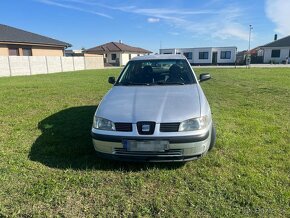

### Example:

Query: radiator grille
xmin=114 ymin=148 xmax=183 ymax=156
xmin=160 ymin=123 xmax=180 ymax=132
xmin=115 ymin=123 xmax=133 ymax=132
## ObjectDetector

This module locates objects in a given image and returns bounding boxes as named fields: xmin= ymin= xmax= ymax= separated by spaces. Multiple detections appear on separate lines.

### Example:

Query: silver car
xmin=91 ymin=54 xmax=216 ymax=162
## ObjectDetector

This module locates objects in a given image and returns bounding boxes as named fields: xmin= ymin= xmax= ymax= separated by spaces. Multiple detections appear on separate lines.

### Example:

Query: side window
xmin=23 ymin=48 xmax=32 ymax=56
xmin=111 ymin=53 xmax=117 ymax=60
xmin=221 ymin=51 xmax=231 ymax=59
xmin=183 ymin=52 xmax=193 ymax=60
xmin=271 ymin=50 xmax=280 ymax=58
xmin=199 ymin=52 xmax=209 ymax=59
xmin=9 ymin=48 xmax=19 ymax=56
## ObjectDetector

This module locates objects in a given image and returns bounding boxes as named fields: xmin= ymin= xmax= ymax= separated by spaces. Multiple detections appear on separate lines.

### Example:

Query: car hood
xmin=96 ymin=85 xmax=201 ymax=123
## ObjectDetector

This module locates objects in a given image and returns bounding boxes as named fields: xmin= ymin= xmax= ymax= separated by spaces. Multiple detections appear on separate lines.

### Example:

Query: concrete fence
xmin=0 ymin=56 xmax=104 ymax=77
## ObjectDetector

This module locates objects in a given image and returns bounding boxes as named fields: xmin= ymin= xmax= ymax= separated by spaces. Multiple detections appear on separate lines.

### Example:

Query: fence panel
xmin=0 ymin=56 xmax=10 ymax=77
xmin=73 ymin=57 xmax=85 ymax=71
xmin=0 ymin=56 xmax=104 ymax=77
xmin=10 ymin=56 xmax=30 ymax=76
xmin=61 ymin=57 xmax=74 ymax=72
xmin=47 ymin=56 xmax=62 ymax=73
xmin=30 ymin=56 xmax=48 ymax=75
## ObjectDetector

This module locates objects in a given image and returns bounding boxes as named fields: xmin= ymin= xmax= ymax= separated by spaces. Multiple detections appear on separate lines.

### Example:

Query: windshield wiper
xmin=118 ymin=81 xmax=151 ymax=86
xmin=156 ymin=81 xmax=185 ymax=85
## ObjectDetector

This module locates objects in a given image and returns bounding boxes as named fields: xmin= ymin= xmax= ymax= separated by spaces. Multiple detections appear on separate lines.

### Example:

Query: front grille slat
xmin=115 ymin=123 xmax=132 ymax=132
xmin=160 ymin=123 xmax=180 ymax=132
xmin=114 ymin=148 xmax=183 ymax=156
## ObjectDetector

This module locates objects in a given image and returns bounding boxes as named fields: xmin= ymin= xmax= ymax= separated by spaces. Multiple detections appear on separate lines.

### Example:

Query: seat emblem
xmin=142 ymin=124 xmax=150 ymax=132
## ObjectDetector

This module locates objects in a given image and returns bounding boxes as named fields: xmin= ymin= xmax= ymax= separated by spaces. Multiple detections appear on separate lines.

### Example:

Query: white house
xmin=86 ymin=41 xmax=151 ymax=66
xmin=260 ymin=35 xmax=290 ymax=64
xmin=160 ymin=47 xmax=237 ymax=65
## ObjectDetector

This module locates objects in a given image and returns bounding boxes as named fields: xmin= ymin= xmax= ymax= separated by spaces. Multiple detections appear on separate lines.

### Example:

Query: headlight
xmin=93 ymin=117 xmax=116 ymax=131
xmin=179 ymin=116 xmax=209 ymax=131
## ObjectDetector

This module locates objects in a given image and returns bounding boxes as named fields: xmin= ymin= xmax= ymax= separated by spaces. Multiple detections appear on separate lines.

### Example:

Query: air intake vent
xmin=160 ymin=123 xmax=180 ymax=132
xmin=115 ymin=123 xmax=132 ymax=132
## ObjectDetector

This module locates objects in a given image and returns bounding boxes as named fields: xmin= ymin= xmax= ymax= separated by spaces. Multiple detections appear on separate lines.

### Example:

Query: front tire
xmin=208 ymin=123 xmax=216 ymax=151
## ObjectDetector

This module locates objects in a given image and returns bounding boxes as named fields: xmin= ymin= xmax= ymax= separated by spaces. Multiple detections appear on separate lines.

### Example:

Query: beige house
xmin=86 ymin=41 xmax=151 ymax=66
xmin=0 ymin=24 xmax=70 ymax=56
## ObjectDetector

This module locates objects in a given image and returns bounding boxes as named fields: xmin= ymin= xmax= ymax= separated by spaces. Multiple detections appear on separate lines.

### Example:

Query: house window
xmin=111 ymin=53 xmax=117 ymax=60
xmin=271 ymin=49 xmax=280 ymax=58
xmin=9 ymin=48 xmax=19 ymax=56
xmin=23 ymin=48 xmax=32 ymax=56
xmin=221 ymin=51 xmax=231 ymax=59
xmin=183 ymin=52 xmax=193 ymax=60
xmin=199 ymin=52 xmax=209 ymax=59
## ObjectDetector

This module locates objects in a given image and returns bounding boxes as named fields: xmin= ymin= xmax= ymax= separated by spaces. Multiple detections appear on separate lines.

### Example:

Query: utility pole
xmin=247 ymin=24 xmax=253 ymax=68
xmin=248 ymin=24 xmax=253 ymax=51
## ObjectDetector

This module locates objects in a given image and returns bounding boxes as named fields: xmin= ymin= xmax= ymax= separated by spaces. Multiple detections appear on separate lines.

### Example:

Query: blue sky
xmin=1 ymin=0 xmax=290 ymax=53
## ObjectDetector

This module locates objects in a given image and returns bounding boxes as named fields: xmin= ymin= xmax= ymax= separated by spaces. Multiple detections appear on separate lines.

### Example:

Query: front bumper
xmin=91 ymin=130 xmax=211 ymax=162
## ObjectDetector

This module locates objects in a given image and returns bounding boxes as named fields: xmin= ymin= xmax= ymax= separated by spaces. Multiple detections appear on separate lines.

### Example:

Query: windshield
xmin=116 ymin=59 xmax=196 ymax=86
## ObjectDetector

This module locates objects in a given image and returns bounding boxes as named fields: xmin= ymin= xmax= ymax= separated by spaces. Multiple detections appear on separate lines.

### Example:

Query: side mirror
xmin=199 ymin=73 xmax=211 ymax=82
xmin=108 ymin=76 xmax=116 ymax=84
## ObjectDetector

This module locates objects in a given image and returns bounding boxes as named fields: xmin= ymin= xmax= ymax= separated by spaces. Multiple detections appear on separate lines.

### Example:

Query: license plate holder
xmin=123 ymin=140 xmax=169 ymax=152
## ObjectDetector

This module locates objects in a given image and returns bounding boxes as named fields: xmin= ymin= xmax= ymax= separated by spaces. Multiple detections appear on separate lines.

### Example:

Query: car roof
xmin=131 ymin=54 xmax=187 ymax=61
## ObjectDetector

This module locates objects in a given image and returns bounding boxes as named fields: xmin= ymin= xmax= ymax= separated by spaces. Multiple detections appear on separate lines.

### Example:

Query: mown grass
xmin=0 ymin=67 xmax=289 ymax=217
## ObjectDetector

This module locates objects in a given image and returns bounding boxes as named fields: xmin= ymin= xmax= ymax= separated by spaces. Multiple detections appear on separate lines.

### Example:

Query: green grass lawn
xmin=0 ymin=68 xmax=289 ymax=217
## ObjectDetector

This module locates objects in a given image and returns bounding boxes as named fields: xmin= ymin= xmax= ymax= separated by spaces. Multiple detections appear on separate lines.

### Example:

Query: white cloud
xmin=265 ymin=0 xmax=290 ymax=36
xmin=213 ymin=23 xmax=249 ymax=41
xmin=36 ymin=0 xmax=112 ymax=18
xmin=116 ymin=5 xmax=249 ymax=41
xmin=37 ymin=0 xmax=249 ymax=41
xmin=147 ymin=17 xmax=160 ymax=23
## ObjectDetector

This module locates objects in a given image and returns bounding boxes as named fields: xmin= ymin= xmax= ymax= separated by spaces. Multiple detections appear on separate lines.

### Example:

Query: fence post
xmin=60 ymin=56 xmax=63 ymax=72
xmin=84 ymin=56 xmax=87 ymax=70
xmin=45 ymin=56 xmax=49 ymax=74
xmin=72 ymin=57 xmax=75 ymax=71
xmin=8 ymin=56 xmax=12 ymax=77
xmin=28 ymin=56 xmax=32 ymax=75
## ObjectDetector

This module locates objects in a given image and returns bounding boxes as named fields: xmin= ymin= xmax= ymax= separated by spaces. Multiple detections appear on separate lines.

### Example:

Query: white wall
xmin=214 ymin=47 xmax=237 ymax=64
xmin=159 ymin=49 xmax=176 ymax=54
xmin=193 ymin=48 xmax=213 ymax=64
xmin=106 ymin=52 xmax=121 ymax=64
xmin=73 ymin=57 xmax=85 ymax=70
xmin=105 ymin=52 xmax=145 ymax=66
xmin=9 ymin=56 xmax=30 ymax=76
xmin=120 ymin=53 xmax=129 ymax=66
xmin=30 ymin=56 xmax=47 ymax=75
xmin=61 ymin=57 xmax=74 ymax=72
xmin=160 ymin=47 xmax=236 ymax=64
xmin=176 ymin=48 xmax=196 ymax=64
xmin=47 ymin=57 xmax=62 ymax=73
xmin=0 ymin=56 xmax=10 ymax=77
xmin=263 ymin=47 xmax=290 ymax=63
xmin=0 ymin=56 xmax=104 ymax=77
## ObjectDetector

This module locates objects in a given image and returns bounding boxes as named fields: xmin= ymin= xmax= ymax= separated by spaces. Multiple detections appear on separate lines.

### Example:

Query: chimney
xmin=119 ymin=40 xmax=122 ymax=44
xmin=274 ymin=34 xmax=277 ymax=41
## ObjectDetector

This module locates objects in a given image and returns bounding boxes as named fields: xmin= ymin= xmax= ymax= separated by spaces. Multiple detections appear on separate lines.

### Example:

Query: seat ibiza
xmin=91 ymin=54 xmax=216 ymax=162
